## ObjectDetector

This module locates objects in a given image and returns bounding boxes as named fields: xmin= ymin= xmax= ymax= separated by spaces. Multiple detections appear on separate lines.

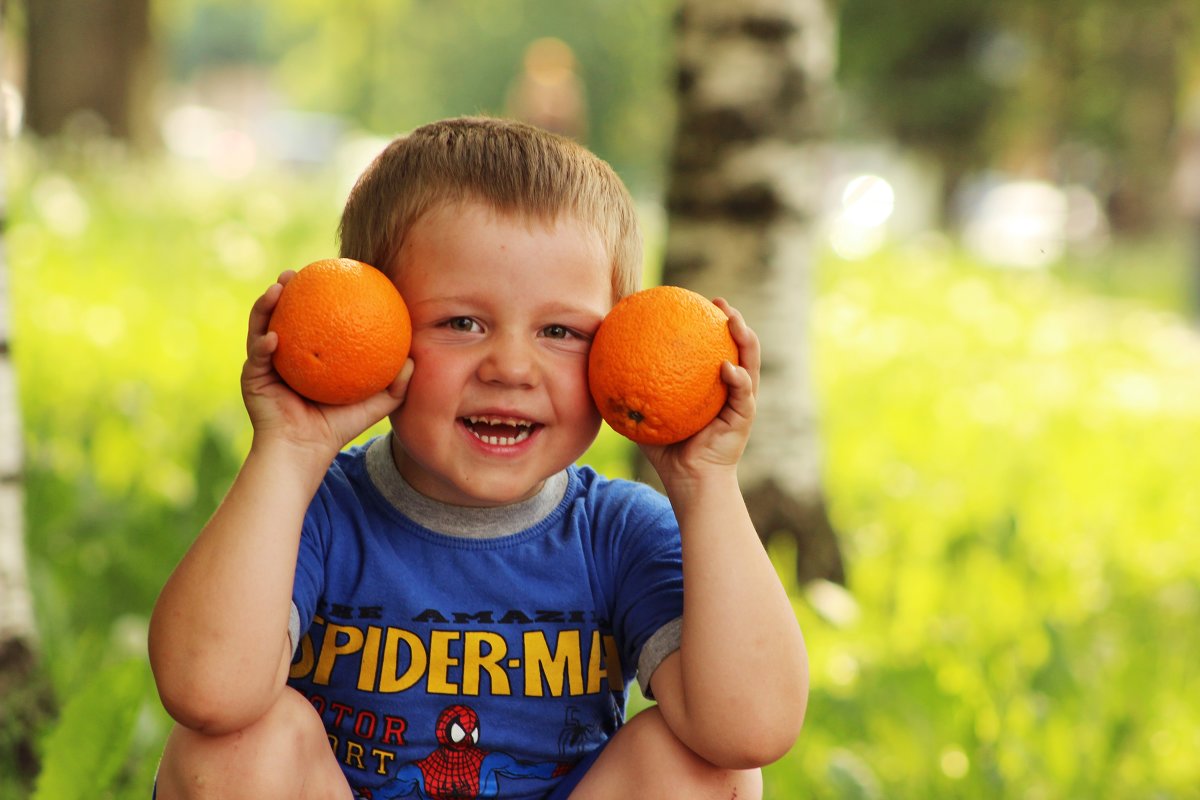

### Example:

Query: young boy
xmin=149 ymin=116 xmax=807 ymax=799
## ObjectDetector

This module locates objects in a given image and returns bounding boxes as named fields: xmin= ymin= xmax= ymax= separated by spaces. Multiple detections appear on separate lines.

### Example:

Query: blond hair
xmin=338 ymin=116 xmax=642 ymax=301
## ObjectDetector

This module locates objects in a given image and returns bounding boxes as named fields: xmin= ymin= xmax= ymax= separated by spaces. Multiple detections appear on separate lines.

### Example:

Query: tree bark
xmin=656 ymin=0 xmax=845 ymax=585
xmin=24 ymin=0 xmax=156 ymax=143
xmin=1 ymin=22 xmax=53 ymax=784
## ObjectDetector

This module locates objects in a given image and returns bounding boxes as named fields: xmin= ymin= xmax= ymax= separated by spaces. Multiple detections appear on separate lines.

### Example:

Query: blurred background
xmin=1 ymin=0 xmax=1199 ymax=797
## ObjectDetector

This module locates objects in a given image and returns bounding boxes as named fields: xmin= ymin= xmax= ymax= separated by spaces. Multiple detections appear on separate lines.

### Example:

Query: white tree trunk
xmin=0 ymin=265 xmax=35 ymax=667
xmin=0 ymin=26 xmax=50 ymax=783
xmin=0 ymin=0 xmax=37 ymax=661
xmin=661 ymin=0 xmax=844 ymax=583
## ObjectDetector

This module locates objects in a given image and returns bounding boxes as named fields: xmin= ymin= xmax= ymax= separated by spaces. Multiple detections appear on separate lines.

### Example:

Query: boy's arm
xmin=642 ymin=300 xmax=808 ymax=769
xmin=147 ymin=274 xmax=410 ymax=735
xmin=148 ymin=438 xmax=329 ymax=735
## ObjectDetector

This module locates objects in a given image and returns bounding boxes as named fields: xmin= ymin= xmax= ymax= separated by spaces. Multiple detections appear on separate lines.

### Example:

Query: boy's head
xmin=338 ymin=116 xmax=642 ymax=302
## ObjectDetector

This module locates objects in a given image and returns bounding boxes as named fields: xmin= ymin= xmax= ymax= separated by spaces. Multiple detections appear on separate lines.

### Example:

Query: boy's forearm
xmin=661 ymin=470 xmax=809 ymax=766
xmin=148 ymin=438 xmax=332 ymax=733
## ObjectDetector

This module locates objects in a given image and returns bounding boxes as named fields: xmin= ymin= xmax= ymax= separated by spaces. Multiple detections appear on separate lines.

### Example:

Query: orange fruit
xmin=588 ymin=285 xmax=737 ymax=445
xmin=268 ymin=258 xmax=411 ymax=405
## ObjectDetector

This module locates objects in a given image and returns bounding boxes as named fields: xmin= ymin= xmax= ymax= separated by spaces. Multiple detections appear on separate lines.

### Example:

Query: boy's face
xmin=386 ymin=200 xmax=613 ymax=507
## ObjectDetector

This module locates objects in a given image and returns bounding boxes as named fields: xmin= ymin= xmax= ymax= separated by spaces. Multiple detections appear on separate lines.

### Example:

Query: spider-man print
xmin=368 ymin=704 xmax=570 ymax=799
xmin=557 ymin=707 xmax=608 ymax=759
xmin=416 ymin=705 xmax=486 ymax=796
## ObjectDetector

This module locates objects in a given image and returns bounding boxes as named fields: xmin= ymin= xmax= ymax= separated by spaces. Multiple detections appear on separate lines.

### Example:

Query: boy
xmin=149 ymin=116 xmax=807 ymax=799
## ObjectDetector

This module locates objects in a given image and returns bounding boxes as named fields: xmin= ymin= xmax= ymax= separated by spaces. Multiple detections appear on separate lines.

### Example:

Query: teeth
xmin=463 ymin=415 xmax=535 ymax=446
xmin=466 ymin=416 xmax=533 ymax=427
xmin=472 ymin=428 xmax=533 ymax=446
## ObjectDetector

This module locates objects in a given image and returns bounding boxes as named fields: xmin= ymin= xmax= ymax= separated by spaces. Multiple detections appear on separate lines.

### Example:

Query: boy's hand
xmin=241 ymin=271 xmax=412 ymax=459
xmin=640 ymin=298 xmax=759 ymax=484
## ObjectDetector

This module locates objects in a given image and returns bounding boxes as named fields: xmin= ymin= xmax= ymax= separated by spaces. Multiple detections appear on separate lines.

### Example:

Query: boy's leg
xmin=567 ymin=706 xmax=763 ymax=800
xmin=155 ymin=686 xmax=351 ymax=800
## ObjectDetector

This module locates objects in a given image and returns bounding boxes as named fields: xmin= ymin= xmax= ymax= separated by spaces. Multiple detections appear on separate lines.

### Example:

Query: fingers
xmin=243 ymin=274 xmax=299 ymax=390
xmin=355 ymin=357 xmax=415 ymax=410
xmin=394 ymin=358 xmax=415 ymax=392
xmin=720 ymin=358 xmax=756 ymax=422
xmin=713 ymin=298 xmax=760 ymax=395
xmin=381 ymin=358 xmax=415 ymax=404
xmin=323 ymin=358 xmax=415 ymax=443
xmin=247 ymin=280 xmax=285 ymax=351
xmin=245 ymin=271 xmax=301 ymax=356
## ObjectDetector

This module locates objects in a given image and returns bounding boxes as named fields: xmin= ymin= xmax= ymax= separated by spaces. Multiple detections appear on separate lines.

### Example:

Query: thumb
xmin=362 ymin=358 xmax=414 ymax=415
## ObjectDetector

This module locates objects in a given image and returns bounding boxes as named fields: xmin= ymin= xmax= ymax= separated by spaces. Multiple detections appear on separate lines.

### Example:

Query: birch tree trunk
xmin=658 ymin=0 xmax=845 ymax=584
xmin=0 ymin=17 xmax=52 ymax=784
xmin=24 ymin=0 xmax=155 ymax=143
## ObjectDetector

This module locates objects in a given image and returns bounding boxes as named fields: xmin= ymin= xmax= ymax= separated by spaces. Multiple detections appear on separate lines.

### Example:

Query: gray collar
xmin=365 ymin=433 xmax=568 ymax=539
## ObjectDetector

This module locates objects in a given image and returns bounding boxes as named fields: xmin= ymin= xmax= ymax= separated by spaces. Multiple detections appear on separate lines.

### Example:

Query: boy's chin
xmin=397 ymin=454 xmax=551 ymax=507
xmin=442 ymin=478 xmax=547 ymax=508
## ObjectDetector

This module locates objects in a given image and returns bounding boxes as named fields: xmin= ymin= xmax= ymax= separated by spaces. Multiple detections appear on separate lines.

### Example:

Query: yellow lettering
xmin=314 ymin=624 xmax=364 ymax=685
xmin=379 ymin=628 xmax=427 ymax=693
xmin=358 ymin=626 xmax=382 ymax=691
xmin=603 ymin=634 xmax=623 ymax=690
xmin=427 ymin=630 xmax=461 ymax=695
xmin=524 ymin=630 xmax=584 ymax=697
xmin=372 ymin=748 xmax=396 ymax=776
xmin=586 ymin=630 xmax=604 ymax=694
xmin=289 ymin=632 xmax=315 ymax=680
xmin=344 ymin=740 xmax=365 ymax=769
xmin=462 ymin=631 xmax=510 ymax=696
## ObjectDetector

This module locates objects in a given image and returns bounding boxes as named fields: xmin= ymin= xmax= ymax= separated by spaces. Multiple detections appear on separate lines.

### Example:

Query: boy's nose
xmin=478 ymin=333 xmax=539 ymax=387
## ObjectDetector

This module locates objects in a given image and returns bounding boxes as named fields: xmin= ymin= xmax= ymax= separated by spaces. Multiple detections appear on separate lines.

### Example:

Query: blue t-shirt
xmin=286 ymin=435 xmax=684 ymax=799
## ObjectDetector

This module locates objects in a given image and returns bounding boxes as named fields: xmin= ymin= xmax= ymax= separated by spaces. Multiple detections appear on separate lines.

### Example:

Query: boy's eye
xmin=447 ymin=317 xmax=481 ymax=333
xmin=543 ymin=324 xmax=571 ymax=339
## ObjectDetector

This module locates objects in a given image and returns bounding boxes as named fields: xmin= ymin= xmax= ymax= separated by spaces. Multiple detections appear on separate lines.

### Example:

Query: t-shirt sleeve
xmin=291 ymin=476 xmax=336 ymax=645
xmin=636 ymin=616 xmax=682 ymax=697
xmin=288 ymin=601 xmax=302 ymax=657
xmin=603 ymin=482 xmax=685 ymax=698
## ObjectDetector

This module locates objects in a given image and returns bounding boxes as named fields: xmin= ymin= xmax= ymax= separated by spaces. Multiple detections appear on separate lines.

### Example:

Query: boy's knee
xmin=156 ymin=688 xmax=348 ymax=800
xmin=634 ymin=708 xmax=762 ymax=796
xmin=576 ymin=706 xmax=762 ymax=799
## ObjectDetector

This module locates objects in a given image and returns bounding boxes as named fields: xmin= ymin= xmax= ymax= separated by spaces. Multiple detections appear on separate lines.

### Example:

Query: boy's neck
xmin=365 ymin=434 xmax=568 ymax=538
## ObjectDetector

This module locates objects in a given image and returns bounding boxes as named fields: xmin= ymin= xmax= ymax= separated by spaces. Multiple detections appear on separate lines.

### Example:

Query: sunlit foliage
xmin=775 ymin=244 xmax=1200 ymax=797
xmin=8 ymin=151 xmax=1200 ymax=797
xmin=155 ymin=0 xmax=677 ymax=192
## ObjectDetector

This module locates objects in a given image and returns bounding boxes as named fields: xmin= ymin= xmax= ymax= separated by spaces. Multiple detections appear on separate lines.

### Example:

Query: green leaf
xmin=32 ymin=658 xmax=149 ymax=800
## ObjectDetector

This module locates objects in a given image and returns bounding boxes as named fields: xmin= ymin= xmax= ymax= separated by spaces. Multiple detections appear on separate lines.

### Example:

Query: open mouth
xmin=461 ymin=416 xmax=540 ymax=446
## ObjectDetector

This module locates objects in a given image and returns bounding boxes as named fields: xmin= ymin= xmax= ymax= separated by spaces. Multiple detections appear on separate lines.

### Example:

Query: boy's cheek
xmin=579 ymin=406 xmax=604 ymax=441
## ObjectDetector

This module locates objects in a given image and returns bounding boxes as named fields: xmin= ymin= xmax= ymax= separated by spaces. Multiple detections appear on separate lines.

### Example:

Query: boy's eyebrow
xmin=536 ymin=300 xmax=609 ymax=319
xmin=412 ymin=294 xmax=607 ymax=318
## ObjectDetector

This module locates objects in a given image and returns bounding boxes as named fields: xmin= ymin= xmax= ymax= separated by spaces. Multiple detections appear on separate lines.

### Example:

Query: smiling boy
xmin=149 ymin=116 xmax=807 ymax=799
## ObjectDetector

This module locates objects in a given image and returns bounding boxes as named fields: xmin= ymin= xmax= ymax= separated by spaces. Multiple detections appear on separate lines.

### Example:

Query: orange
xmin=588 ymin=285 xmax=737 ymax=445
xmin=268 ymin=258 xmax=411 ymax=405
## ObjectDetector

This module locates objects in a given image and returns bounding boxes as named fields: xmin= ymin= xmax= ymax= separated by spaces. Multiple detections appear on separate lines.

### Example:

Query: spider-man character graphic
xmin=365 ymin=704 xmax=570 ymax=799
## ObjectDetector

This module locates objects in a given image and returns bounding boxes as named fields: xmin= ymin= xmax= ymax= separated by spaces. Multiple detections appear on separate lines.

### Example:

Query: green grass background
xmin=6 ymin=144 xmax=1200 ymax=797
